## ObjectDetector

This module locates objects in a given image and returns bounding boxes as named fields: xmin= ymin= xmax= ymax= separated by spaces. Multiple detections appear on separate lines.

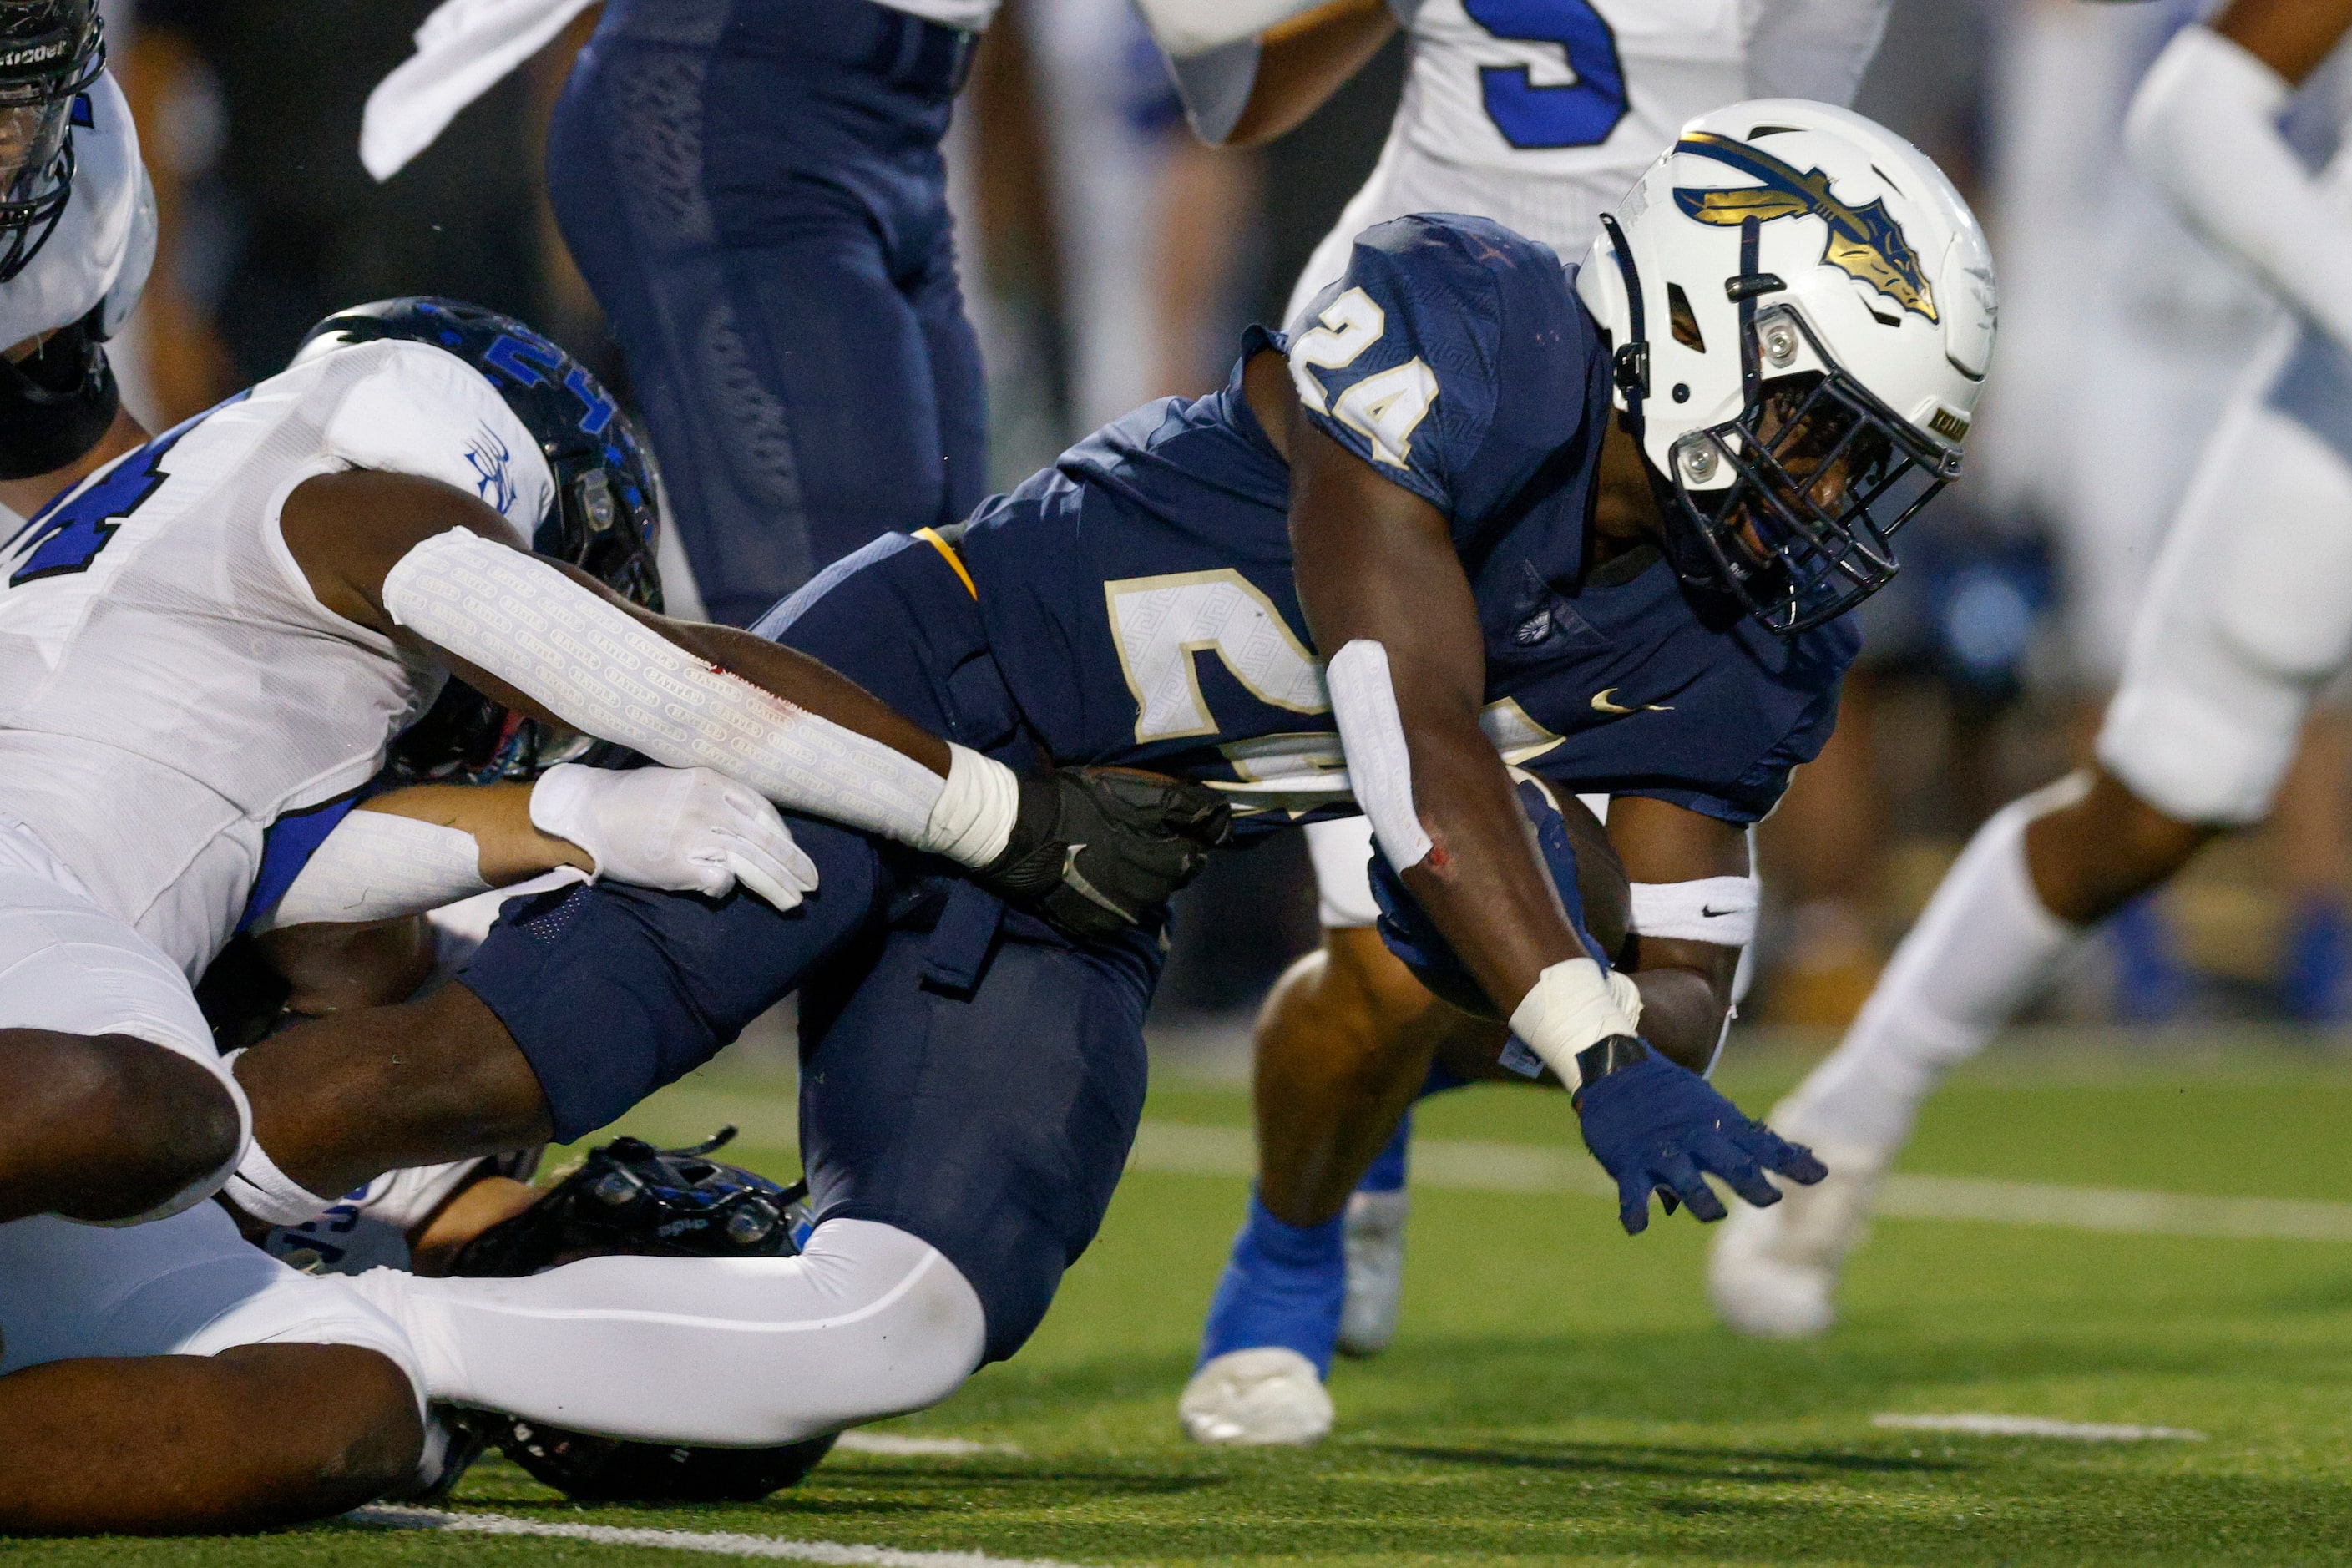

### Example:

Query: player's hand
xmin=974 ymin=766 xmax=1232 ymax=943
xmin=530 ymin=763 xmax=822 ymax=911
xmin=1573 ymin=1041 xmax=1827 ymax=1235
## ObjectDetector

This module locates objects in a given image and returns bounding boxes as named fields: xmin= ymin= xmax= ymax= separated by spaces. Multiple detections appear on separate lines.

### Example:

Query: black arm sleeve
xmin=0 ymin=306 xmax=121 ymax=483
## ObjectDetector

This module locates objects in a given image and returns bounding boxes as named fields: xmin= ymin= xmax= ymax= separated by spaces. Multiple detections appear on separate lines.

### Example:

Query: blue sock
xmin=2109 ymin=897 xmax=2188 ymax=1024
xmin=1196 ymin=1192 xmax=1345 ymax=1376
xmin=2282 ymin=895 xmax=2352 ymax=1024
xmin=1357 ymin=1113 xmax=1413 ymax=1194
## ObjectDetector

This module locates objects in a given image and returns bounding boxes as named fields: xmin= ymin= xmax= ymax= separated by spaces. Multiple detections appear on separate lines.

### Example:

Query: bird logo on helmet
xmin=292 ymin=296 xmax=669 ymax=785
xmin=1578 ymin=100 xmax=1998 ymax=636
xmin=0 ymin=0 xmax=104 ymax=283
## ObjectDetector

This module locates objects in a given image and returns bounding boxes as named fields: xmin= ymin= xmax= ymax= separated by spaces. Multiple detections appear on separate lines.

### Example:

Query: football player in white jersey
xmin=1125 ymin=0 xmax=1894 ymax=1444
xmin=1708 ymin=0 xmax=2352 ymax=1339
xmin=0 ymin=276 xmax=1226 ymax=1528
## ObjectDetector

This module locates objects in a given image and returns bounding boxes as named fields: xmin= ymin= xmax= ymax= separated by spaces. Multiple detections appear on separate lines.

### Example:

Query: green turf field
xmin=20 ymin=1031 xmax=2352 ymax=1566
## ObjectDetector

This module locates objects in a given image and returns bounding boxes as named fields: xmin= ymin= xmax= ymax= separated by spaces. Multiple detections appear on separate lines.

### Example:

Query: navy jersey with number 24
xmin=764 ymin=214 xmax=1858 ymax=836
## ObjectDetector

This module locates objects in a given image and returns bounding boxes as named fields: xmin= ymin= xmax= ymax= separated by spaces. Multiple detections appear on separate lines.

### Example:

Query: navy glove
xmin=1572 ymin=1040 xmax=1828 ymax=1235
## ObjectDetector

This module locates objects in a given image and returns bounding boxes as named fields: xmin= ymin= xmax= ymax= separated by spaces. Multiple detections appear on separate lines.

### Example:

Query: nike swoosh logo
xmin=1060 ymin=842 xmax=1130 ymax=918
xmin=1701 ymin=905 xmax=1737 ymax=918
xmin=1591 ymin=688 xmax=1675 ymax=716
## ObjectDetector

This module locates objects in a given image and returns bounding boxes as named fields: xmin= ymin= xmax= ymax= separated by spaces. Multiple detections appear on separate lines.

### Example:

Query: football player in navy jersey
xmin=215 ymin=99 xmax=1995 ymax=1464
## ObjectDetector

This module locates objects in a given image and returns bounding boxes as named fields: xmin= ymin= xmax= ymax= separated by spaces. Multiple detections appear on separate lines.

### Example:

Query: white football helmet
xmin=1578 ymin=99 xmax=1997 ymax=634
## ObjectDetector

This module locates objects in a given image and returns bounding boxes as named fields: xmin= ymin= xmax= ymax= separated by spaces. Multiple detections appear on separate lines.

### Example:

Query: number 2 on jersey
xmin=1464 ymin=0 xmax=1627 ymax=150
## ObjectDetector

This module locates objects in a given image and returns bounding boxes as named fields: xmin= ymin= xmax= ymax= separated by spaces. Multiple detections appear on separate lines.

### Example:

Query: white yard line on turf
xmin=351 ymin=1506 xmax=1094 ymax=1566
xmin=1126 ymin=1123 xmax=2352 ymax=1242
xmin=1874 ymin=1414 xmax=2207 ymax=1441
xmin=833 ymin=1433 xmax=1022 ymax=1456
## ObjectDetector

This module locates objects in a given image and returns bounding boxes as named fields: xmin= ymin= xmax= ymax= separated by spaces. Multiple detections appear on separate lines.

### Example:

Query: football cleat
xmin=1706 ymin=1127 xmax=1886 ymax=1339
xmin=1179 ymin=1348 xmax=1334 ymax=1448
xmin=1336 ymin=1188 xmax=1408 ymax=1359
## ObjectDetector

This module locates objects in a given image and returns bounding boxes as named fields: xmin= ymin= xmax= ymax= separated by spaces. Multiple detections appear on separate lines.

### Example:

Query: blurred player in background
xmin=1132 ymin=0 xmax=1898 ymax=1444
xmin=361 ymin=0 xmax=997 ymax=628
xmin=1710 ymin=0 xmax=2352 ymax=1341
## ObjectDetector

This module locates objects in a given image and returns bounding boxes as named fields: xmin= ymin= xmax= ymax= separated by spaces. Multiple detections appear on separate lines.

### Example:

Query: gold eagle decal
xmin=1671 ymin=130 xmax=1938 ymax=324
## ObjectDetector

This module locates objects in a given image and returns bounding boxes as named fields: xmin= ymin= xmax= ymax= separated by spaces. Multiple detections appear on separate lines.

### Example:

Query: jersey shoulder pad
xmin=1287 ymin=215 xmax=1595 ymax=529
xmin=312 ymin=341 xmax=554 ymax=543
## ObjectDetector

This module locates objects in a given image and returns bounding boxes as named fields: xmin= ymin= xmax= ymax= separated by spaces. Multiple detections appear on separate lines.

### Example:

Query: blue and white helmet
xmin=1579 ymin=100 xmax=1998 ymax=635
xmin=297 ymin=297 xmax=666 ymax=781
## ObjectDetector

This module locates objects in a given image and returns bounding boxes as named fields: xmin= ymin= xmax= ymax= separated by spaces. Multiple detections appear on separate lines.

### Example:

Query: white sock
xmin=346 ymin=1218 xmax=985 ymax=1446
xmin=1778 ymin=774 xmax=2088 ymax=1156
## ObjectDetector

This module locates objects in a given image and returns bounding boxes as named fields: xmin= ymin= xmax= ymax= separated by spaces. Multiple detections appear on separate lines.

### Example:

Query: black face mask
xmin=1656 ymin=314 xmax=1958 ymax=636
xmin=0 ymin=3 xmax=102 ymax=284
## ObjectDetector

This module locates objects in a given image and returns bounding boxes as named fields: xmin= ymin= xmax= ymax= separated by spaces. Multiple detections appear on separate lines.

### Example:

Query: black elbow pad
xmin=0 ymin=306 xmax=121 ymax=482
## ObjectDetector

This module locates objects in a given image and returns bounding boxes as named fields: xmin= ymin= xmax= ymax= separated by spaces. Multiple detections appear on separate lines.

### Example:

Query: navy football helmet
xmin=296 ymin=297 xmax=665 ymax=782
xmin=0 ymin=0 xmax=104 ymax=283
xmin=449 ymin=1130 xmax=837 ymax=1503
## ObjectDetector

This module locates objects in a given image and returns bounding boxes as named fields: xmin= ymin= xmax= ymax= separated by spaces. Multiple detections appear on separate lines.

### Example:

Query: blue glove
xmin=1573 ymin=1043 xmax=1828 ymax=1235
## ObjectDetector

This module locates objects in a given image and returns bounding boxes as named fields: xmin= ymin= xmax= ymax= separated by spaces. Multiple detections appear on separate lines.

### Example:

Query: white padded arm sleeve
xmin=2126 ymin=26 xmax=2352 ymax=353
xmin=1743 ymin=0 xmax=1893 ymax=106
xmin=379 ymin=530 xmax=1015 ymax=864
xmin=1326 ymin=640 xmax=1433 ymax=872
xmin=257 ymin=810 xmax=488 ymax=931
xmin=1135 ymin=0 xmax=1333 ymax=58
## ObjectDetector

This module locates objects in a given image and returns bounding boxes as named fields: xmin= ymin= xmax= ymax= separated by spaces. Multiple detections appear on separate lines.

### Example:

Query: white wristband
xmin=1627 ymin=876 xmax=1759 ymax=946
xmin=913 ymin=744 xmax=1019 ymax=867
xmin=1507 ymin=957 xmax=1641 ymax=1092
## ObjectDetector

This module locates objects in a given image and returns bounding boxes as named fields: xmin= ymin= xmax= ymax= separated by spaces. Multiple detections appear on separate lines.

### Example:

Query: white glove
xmin=529 ymin=764 xmax=820 ymax=912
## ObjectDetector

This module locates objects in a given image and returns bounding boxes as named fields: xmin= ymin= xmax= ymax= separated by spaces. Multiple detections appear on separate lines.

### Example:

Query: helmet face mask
xmin=0 ymin=0 xmax=102 ymax=284
xmin=1667 ymin=307 xmax=1960 ymax=634
xmin=1579 ymin=100 xmax=1995 ymax=636
xmin=294 ymin=296 xmax=666 ymax=783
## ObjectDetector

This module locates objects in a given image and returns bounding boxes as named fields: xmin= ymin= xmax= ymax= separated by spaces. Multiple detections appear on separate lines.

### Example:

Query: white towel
xmin=360 ymin=0 xmax=599 ymax=182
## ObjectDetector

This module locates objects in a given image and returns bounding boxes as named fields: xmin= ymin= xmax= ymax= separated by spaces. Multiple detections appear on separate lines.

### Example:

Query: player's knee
xmin=1320 ymin=928 xmax=1448 ymax=1039
xmin=0 ymin=1031 xmax=242 ymax=1222
xmin=2023 ymin=770 xmax=2218 ymax=926
xmin=797 ymin=1220 xmax=988 ymax=1430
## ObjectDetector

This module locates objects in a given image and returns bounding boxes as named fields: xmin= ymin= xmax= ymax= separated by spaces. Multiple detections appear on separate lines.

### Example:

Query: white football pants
xmin=348 ymin=1217 xmax=987 ymax=1447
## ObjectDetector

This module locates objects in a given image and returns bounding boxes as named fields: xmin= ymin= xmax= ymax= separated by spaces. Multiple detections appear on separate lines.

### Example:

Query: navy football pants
xmin=546 ymin=0 xmax=988 ymax=625
xmin=461 ymin=539 xmax=1161 ymax=1363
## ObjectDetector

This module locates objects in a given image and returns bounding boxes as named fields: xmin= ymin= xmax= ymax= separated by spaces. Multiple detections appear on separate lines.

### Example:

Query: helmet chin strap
xmin=1596 ymin=212 xmax=1648 ymax=447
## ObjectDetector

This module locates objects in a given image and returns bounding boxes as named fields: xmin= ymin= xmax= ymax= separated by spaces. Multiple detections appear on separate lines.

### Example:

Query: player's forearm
xmin=382 ymin=531 xmax=1017 ymax=866
xmin=2125 ymin=26 xmax=2352 ymax=355
xmin=1216 ymin=0 xmax=1395 ymax=147
xmin=1396 ymin=741 xmax=1581 ymax=1006
xmin=357 ymin=782 xmax=589 ymax=886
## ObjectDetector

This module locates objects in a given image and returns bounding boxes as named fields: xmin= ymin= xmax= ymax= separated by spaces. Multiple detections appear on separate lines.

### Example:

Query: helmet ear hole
xmin=1666 ymin=284 xmax=1706 ymax=352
